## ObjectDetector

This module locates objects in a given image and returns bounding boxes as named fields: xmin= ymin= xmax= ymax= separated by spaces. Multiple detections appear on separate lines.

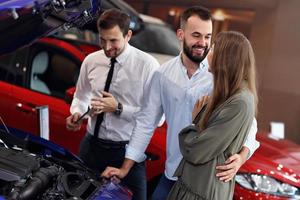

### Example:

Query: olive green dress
xmin=167 ymin=89 xmax=255 ymax=200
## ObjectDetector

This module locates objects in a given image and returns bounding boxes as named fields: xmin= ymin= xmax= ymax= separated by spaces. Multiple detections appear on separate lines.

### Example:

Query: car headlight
xmin=236 ymin=173 xmax=300 ymax=198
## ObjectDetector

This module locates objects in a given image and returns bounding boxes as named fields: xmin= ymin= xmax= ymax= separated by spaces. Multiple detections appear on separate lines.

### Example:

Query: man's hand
xmin=101 ymin=159 xmax=135 ymax=179
xmin=91 ymin=91 xmax=117 ymax=114
xmin=101 ymin=166 xmax=130 ymax=179
xmin=216 ymin=147 xmax=249 ymax=182
xmin=66 ymin=113 xmax=82 ymax=131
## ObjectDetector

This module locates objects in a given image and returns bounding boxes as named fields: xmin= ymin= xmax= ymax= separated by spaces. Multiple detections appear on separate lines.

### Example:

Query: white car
xmin=130 ymin=14 xmax=180 ymax=64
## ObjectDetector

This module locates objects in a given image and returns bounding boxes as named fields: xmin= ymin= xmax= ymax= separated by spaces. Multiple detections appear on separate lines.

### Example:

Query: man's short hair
xmin=97 ymin=9 xmax=130 ymax=36
xmin=180 ymin=6 xmax=212 ymax=29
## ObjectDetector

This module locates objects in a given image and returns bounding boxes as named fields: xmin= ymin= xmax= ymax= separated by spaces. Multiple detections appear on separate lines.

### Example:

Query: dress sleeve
xmin=179 ymin=97 xmax=253 ymax=165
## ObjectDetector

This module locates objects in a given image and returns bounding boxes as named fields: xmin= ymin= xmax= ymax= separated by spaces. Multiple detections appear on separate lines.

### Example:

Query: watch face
xmin=115 ymin=102 xmax=123 ymax=115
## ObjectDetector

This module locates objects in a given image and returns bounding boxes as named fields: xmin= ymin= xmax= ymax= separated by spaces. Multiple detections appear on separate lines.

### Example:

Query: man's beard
xmin=183 ymin=39 xmax=209 ymax=64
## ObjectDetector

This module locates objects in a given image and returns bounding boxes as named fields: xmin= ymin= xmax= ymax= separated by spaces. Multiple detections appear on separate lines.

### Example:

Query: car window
xmin=47 ymin=54 xmax=79 ymax=98
xmin=0 ymin=54 xmax=13 ymax=82
xmin=130 ymin=22 xmax=180 ymax=56
xmin=28 ymin=44 xmax=80 ymax=99
xmin=0 ymin=48 xmax=28 ymax=86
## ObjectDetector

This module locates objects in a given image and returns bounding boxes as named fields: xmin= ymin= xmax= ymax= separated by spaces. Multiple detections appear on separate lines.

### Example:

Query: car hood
xmin=0 ymin=0 xmax=101 ymax=55
xmin=0 ymin=127 xmax=132 ymax=199
xmin=0 ymin=0 xmax=143 ymax=56
xmin=241 ymin=132 xmax=300 ymax=187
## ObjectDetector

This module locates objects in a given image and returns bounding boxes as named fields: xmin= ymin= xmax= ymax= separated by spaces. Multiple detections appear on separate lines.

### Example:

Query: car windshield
xmin=130 ymin=22 xmax=180 ymax=56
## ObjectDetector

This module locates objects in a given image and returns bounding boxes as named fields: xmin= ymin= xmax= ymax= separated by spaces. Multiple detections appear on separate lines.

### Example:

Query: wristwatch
xmin=115 ymin=102 xmax=123 ymax=115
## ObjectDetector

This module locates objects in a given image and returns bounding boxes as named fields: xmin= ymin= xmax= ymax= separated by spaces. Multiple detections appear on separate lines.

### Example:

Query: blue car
xmin=0 ymin=128 xmax=132 ymax=200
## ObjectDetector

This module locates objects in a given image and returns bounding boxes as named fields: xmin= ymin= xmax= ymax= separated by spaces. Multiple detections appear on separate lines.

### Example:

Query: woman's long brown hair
xmin=199 ymin=31 xmax=258 ymax=130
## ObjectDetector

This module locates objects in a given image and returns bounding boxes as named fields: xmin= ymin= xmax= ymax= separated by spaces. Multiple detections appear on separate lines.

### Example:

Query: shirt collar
xmin=178 ymin=52 xmax=208 ymax=76
xmin=115 ymin=43 xmax=131 ymax=66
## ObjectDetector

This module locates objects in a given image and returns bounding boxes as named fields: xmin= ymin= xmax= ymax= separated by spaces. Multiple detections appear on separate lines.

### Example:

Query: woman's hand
xmin=192 ymin=95 xmax=209 ymax=121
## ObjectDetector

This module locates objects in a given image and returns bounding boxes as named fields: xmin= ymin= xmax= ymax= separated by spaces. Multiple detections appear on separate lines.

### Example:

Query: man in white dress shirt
xmin=102 ymin=6 xmax=260 ymax=200
xmin=65 ymin=9 xmax=159 ymax=200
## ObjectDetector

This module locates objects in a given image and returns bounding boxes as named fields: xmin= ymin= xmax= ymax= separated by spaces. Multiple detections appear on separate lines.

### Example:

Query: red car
xmin=235 ymin=132 xmax=300 ymax=199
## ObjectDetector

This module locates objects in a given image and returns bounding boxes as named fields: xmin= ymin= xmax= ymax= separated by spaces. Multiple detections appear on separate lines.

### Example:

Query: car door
xmin=0 ymin=47 xmax=31 ymax=132
xmin=1 ymin=38 xmax=87 ymax=154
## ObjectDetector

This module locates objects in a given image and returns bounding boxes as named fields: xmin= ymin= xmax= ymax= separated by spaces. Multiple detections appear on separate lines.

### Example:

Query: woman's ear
xmin=177 ymin=29 xmax=184 ymax=41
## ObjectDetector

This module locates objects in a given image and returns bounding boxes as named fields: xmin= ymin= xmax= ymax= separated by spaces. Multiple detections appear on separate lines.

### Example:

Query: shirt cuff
xmin=125 ymin=145 xmax=147 ymax=163
xmin=70 ymin=98 xmax=88 ymax=115
xmin=121 ymin=104 xmax=140 ymax=121
xmin=245 ymin=140 xmax=260 ymax=159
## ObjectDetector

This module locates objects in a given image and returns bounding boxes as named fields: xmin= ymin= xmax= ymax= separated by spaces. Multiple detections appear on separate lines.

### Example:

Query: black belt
xmin=91 ymin=136 xmax=129 ymax=149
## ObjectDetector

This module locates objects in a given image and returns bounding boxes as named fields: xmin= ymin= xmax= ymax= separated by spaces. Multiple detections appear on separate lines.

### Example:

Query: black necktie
xmin=94 ymin=58 xmax=116 ymax=137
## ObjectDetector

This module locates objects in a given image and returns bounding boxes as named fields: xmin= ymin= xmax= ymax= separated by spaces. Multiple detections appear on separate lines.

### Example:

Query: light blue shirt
xmin=126 ymin=55 xmax=259 ymax=180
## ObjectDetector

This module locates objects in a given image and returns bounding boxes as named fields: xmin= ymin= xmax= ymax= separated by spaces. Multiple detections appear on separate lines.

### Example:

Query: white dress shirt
xmin=70 ymin=44 xmax=159 ymax=141
xmin=126 ymin=54 xmax=260 ymax=180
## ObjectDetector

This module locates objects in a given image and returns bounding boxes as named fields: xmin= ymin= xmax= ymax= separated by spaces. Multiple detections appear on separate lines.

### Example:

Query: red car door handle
xmin=16 ymin=103 xmax=37 ymax=114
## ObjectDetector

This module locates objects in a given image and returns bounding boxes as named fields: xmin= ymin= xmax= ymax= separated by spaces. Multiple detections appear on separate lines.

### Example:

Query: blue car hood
xmin=0 ymin=0 xmax=101 ymax=55
xmin=0 ymin=0 xmax=143 ymax=55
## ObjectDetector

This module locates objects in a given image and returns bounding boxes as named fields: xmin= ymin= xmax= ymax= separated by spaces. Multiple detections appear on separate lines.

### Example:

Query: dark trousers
xmin=79 ymin=133 xmax=147 ymax=200
xmin=151 ymin=173 xmax=175 ymax=200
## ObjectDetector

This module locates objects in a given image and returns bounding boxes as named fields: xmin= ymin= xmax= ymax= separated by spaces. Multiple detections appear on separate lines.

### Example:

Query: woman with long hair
xmin=167 ymin=31 xmax=258 ymax=200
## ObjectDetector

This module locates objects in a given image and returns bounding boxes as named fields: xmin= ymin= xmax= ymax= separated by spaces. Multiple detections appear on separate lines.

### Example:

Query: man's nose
xmin=103 ymin=42 xmax=112 ymax=50
xmin=197 ymin=38 xmax=206 ymax=46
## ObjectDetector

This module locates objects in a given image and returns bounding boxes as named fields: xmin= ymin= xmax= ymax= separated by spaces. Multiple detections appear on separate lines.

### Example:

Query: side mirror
xmin=65 ymin=87 xmax=76 ymax=104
